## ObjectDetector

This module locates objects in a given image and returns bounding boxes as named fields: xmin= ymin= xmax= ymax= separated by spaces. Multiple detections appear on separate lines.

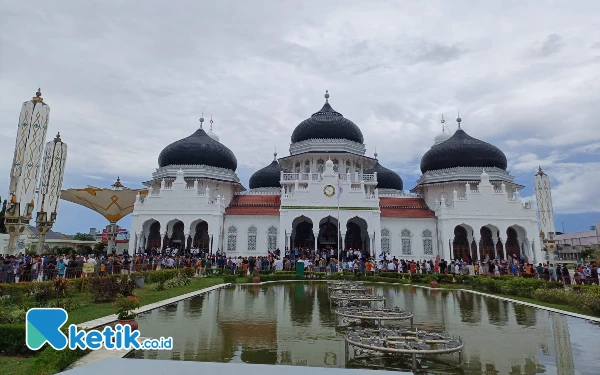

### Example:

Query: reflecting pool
xmin=132 ymin=283 xmax=599 ymax=375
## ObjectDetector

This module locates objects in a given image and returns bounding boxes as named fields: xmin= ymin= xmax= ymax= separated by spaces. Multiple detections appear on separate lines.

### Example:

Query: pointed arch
xmin=247 ymin=226 xmax=258 ymax=251
xmin=227 ymin=226 xmax=237 ymax=252
xmin=381 ymin=228 xmax=391 ymax=253
xmin=401 ymin=229 xmax=412 ymax=255
xmin=267 ymin=226 xmax=278 ymax=252
xmin=422 ymin=229 xmax=433 ymax=255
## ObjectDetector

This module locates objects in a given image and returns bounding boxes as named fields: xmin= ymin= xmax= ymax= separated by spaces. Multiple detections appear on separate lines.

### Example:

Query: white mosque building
xmin=128 ymin=92 xmax=542 ymax=262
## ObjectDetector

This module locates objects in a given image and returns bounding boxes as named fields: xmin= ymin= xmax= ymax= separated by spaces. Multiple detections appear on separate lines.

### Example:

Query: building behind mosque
xmin=128 ymin=92 xmax=542 ymax=262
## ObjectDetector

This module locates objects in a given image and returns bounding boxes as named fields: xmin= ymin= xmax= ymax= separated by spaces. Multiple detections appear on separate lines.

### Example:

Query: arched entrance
xmin=292 ymin=216 xmax=313 ymax=250
xmin=170 ymin=221 xmax=186 ymax=249
xmin=147 ymin=221 xmax=161 ymax=250
xmin=506 ymin=227 xmax=521 ymax=261
xmin=193 ymin=221 xmax=209 ymax=250
xmin=453 ymin=225 xmax=470 ymax=261
xmin=318 ymin=216 xmax=339 ymax=251
xmin=479 ymin=227 xmax=495 ymax=260
xmin=346 ymin=217 xmax=369 ymax=256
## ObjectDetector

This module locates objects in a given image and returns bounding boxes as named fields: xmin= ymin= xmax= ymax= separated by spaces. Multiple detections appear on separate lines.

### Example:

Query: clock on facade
xmin=323 ymin=184 xmax=336 ymax=197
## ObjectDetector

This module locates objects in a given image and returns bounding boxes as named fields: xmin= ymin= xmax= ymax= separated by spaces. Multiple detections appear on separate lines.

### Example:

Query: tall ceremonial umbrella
xmin=61 ymin=177 xmax=147 ymax=254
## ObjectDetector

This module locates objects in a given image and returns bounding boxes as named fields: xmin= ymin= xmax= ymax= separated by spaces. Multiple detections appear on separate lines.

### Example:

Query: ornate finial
xmin=324 ymin=90 xmax=329 ymax=103
xmin=111 ymin=177 xmax=124 ymax=189
xmin=374 ymin=146 xmax=378 ymax=159
xmin=33 ymin=88 xmax=43 ymax=102
xmin=441 ymin=114 xmax=446 ymax=132
xmin=210 ymin=115 xmax=214 ymax=132
xmin=536 ymin=166 xmax=545 ymax=176
xmin=53 ymin=132 xmax=61 ymax=143
xmin=199 ymin=111 xmax=204 ymax=129
xmin=456 ymin=109 xmax=462 ymax=129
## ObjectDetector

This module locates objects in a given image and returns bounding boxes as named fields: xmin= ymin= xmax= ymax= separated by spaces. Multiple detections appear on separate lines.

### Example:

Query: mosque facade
xmin=128 ymin=92 xmax=542 ymax=262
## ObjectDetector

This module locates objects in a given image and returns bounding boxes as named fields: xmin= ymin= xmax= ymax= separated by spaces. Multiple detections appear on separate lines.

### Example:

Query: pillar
xmin=313 ymin=230 xmax=319 ymax=253
xmin=288 ymin=232 xmax=292 ymax=250
xmin=475 ymin=236 xmax=481 ymax=262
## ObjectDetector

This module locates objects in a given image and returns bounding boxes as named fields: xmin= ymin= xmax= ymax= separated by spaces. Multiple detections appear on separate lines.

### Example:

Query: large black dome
xmin=249 ymin=157 xmax=282 ymax=189
xmin=365 ymin=161 xmax=404 ymax=190
xmin=158 ymin=128 xmax=237 ymax=171
xmin=420 ymin=128 xmax=507 ymax=173
xmin=291 ymin=94 xmax=364 ymax=144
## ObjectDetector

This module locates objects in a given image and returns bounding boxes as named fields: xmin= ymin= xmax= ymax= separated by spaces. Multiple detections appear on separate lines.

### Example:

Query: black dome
xmin=365 ymin=162 xmax=404 ymax=190
xmin=249 ymin=159 xmax=282 ymax=189
xmin=420 ymin=128 xmax=507 ymax=173
xmin=291 ymin=101 xmax=364 ymax=144
xmin=158 ymin=128 xmax=237 ymax=171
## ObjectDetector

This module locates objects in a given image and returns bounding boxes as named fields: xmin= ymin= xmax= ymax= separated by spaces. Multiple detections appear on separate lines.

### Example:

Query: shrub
xmin=0 ymin=324 xmax=29 ymax=355
xmin=53 ymin=278 xmax=71 ymax=297
xmin=0 ymin=307 xmax=27 ymax=324
xmin=48 ymin=298 xmax=81 ymax=312
xmin=223 ymin=275 xmax=237 ymax=283
xmin=89 ymin=276 xmax=136 ymax=302
xmin=32 ymin=342 xmax=89 ymax=374
xmin=34 ymin=282 xmax=57 ymax=307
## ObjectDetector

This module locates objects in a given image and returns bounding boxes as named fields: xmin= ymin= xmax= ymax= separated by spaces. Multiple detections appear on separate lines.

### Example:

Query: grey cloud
xmin=407 ymin=41 xmax=466 ymax=65
xmin=531 ymin=33 xmax=563 ymax=57
xmin=591 ymin=42 xmax=600 ymax=49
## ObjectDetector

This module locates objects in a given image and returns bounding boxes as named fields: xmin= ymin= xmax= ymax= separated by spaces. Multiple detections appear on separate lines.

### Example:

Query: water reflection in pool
xmin=132 ymin=283 xmax=598 ymax=375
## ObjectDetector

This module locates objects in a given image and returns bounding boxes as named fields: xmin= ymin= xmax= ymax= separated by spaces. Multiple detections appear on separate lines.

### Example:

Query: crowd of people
xmin=1 ymin=245 xmax=598 ymax=285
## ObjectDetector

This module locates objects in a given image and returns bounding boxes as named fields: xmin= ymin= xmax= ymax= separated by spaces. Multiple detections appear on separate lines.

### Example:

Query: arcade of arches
xmin=452 ymin=225 xmax=528 ymax=262
xmin=290 ymin=216 xmax=371 ymax=255
xmin=144 ymin=220 xmax=210 ymax=251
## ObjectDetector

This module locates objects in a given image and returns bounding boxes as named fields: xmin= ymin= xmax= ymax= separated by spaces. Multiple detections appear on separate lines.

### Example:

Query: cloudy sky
xmin=1 ymin=0 xmax=599 ymax=235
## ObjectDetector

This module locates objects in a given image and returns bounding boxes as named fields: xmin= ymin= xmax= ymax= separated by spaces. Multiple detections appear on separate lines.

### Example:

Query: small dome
xmin=365 ymin=162 xmax=404 ymax=190
xmin=205 ymin=128 xmax=219 ymax=141
xmin=158 ymin=128 xmax=237 ymax=170
xmin=433 ymin=130 xmax=451 ymax=146
xmin=420 ymin=128 xmax=507 ymax=173
xmin=291 ymin=92 xmax=364 ymax=144
xmin=249 ymin=157 xmax=282 ymax=189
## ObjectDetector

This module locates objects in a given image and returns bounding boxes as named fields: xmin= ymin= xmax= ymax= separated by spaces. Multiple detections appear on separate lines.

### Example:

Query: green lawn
xmin=1 ymin=355 xmax=36 ymax=375
xmin=67 ymin=277 xmax=224 ymax=325
xmin=0 ymin=277 xmax=226 ymax=375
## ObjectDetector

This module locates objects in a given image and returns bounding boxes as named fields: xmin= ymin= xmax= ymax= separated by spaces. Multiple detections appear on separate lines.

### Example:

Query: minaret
xmin=534 ymin=166 xmax=557 ymax=261
xmin=36 ymin=133 xmax=68 ymax=253
xmin=5 ymin=89 xmax=51 ymax=255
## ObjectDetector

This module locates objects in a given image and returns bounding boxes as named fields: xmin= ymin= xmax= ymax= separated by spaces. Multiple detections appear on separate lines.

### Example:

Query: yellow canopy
xmin=60 ymin=177 xmax=148 ymax=223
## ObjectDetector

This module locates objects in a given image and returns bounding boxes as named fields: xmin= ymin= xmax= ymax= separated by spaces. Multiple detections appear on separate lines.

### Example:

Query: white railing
xmin=280 ymin=172 xmax=376 ymax=183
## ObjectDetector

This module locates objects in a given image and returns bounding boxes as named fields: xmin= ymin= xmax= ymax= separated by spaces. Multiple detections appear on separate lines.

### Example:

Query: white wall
xmin=380 ymin=218 xmax=438 ymax=260
xmin=222 ymin=215 xmax=279 ymax=256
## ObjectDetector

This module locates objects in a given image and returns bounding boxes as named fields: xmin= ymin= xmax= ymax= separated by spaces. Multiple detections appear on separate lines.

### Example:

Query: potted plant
xmin=251 ymin=270 xmax=261 ymax=284
xmin=114 ymin=295 xmax=143 ymax=331
xmin=429 ymin=276 xmax=438 ymax=289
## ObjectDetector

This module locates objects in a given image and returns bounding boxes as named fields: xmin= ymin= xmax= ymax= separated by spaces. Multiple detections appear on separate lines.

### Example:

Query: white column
xmin=313 ymin=231 xmax=318 ymax=253
xmin=474 ymin=236 xmax=481 ymax=262
xmin=501 ymin=238 xmax=507 ymax=260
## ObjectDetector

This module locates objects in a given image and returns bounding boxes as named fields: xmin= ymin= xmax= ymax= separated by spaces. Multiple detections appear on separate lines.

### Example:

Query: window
xmin=381 ymin=228 xmax=390 ymax=253
xmin=227 ymin=226 xmax=237 ymax=252
xmin=332 ymin=159 xmax=339 ymax=172
xmin=422 ymin=229 xmax=433 ymax=255
xmin=317 ymin=159 xmax=325 ymax=173
xmin=304 ymin=160 xmax=310 ymax=173
xmin=345 ymin=160 xmax=351 ymax=173
xmin=401 ymin=229 xmax=411 ymax=255
xmin=295 ymin=162 xmax=301 ymax=173
xmin=268 ymin=226 xmax=278 ymax=252
xmin=247 ymin=226 xmax=257 ymax=251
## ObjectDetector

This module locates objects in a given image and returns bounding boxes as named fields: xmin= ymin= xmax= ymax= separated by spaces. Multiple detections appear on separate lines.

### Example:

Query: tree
xmin=92 ymin=241 xmax=107 ymax=256
xmin=73 ymin=232 xmax=96 ymax=241
xmin=0 ymin=198 xmax=7 ymax=234
xmin=580 ymin=247 xmax=598 ymax=262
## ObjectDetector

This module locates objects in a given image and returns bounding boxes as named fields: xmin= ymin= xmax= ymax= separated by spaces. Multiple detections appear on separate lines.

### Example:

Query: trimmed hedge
xmin=0 ymin=324 xmax=30 ymax=355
